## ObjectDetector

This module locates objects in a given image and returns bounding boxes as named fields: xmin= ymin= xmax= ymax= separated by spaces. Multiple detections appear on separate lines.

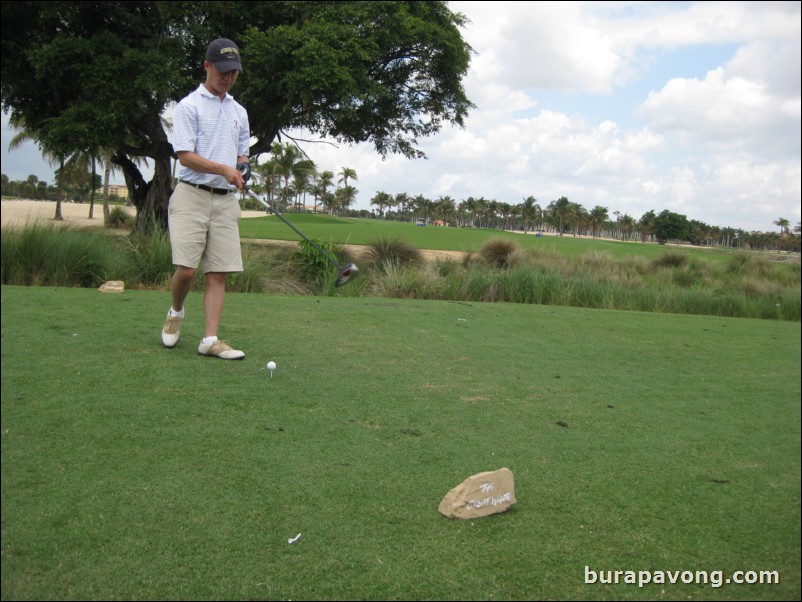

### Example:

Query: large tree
xmin=547 ymin=196 xmax=573 ymax=235
xmin=652 ymin=209 xmax=690 ymax=245
xmin=1 ymin=1 xmax=473 ymax=232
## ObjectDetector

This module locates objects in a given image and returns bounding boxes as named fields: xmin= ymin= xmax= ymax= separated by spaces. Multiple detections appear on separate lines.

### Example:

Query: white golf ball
xmin=266 ymin=361 xmax=277 ymax=371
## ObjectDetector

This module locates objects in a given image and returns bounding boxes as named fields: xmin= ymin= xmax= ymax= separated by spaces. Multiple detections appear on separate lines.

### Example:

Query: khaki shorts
xmin=168 ymin=182 xmax=243 ymax=273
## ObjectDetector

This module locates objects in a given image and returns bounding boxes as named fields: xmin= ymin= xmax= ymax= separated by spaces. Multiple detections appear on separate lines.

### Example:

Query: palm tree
xmin=338 ymin=167 xmax=357 ymax=189
xmin=308 ymin=182 xmax=325 ymax=214
xmin=588 ymin=205 xmax=609 ymax=239
xmin=619 ymin=214 xmax=636 ymax=241
xmin=291 ymin=160 xmax=317 ymax=212
xmin=470 ymin=197 xmax=487 ymax=228
xmin=394 ymin=192 xmax=410 ymax=221
xmin=270 ymin=142 xmax=298 ymax=211
xmin=479 ymin=197 xmax=498 ymax=228
xmin=334 ymin=185 xmax=358 ymax=215
xmin=497 ymin=202 xmax=513 ymax=230
xmin=547 ymin=197 xmax=573 ymax=235
xmin=315 ymin=171 xmax=335 ymax=213
xmin=370 ymin=191 xmax=393 ymax=217
xmin=520 ymin=196 xmax=541 ymax=233
xmin=433 ymin=196 xmax=456 ymax=225
xmin=774 ymin=217 xmax=791 ymax=253
xmin=458 ymin=197 xmax=479 ymax=228
xmin=61 ymin=149 xmax=105 ymax=219
xmin=23 ymin=174 xmax=40 ymax=199
xmin=7 ymin=115 xmax=67 ymax=220
xmin=92 ymin=147 xmax=122 ymax=223
xmin=61 ymin=152 xmax=100 ymax=206
xmin=638 ymin=210 xmax=657 ymax=243
xmin=774 ymin=217 xmax=790 ymax=235
xmin=320 ymin=191 xmax=337 ymax=215
xmin=407 ymin=194 xmax=424 ymax=221
xmin=254 ymin=158 xmax=282 ymax=206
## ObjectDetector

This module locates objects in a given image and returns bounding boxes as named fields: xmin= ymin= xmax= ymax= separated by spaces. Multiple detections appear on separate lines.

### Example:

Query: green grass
xmin=2 ymin=285 xmax=799 ymax=600
xmin=239 ymin=216 xmax=749 ymax=263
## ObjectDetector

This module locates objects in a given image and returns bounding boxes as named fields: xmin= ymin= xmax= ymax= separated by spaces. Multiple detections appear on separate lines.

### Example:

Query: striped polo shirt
xmin=172 ymin=84 xmax=250 ymax=190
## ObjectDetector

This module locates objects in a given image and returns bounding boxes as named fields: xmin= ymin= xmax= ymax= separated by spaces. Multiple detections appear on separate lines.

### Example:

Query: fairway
xmin=1 ymin=285 xmax=800 ymax=600
xmin=238 ymin=214 xmax=732 ymax=261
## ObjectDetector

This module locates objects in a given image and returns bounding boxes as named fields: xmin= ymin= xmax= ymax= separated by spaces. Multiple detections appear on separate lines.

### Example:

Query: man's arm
xmin=176 ymin=151 xmax=245 ymax=190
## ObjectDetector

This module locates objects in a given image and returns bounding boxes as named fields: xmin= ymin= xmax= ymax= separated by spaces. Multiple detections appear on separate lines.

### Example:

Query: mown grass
xmin=238 ymin=215 xmax=753 ymax=263
xmin=2 ymin=286 xmax=800 ymax=600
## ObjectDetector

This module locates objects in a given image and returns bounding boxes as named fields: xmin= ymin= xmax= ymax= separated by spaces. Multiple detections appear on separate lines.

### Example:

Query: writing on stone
xmin=466 ymin=487 xmax=514 ymax=510
xmin=438 ymin=468 xmax=517 ymax=519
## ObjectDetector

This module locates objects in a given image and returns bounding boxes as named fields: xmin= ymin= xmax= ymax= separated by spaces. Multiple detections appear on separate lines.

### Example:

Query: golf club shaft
xmin=243 ymin=187 xmax=347 ymax=270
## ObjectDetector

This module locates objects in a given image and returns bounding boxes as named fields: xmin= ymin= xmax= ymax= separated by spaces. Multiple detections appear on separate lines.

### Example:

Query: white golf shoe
xmin=161 ymin=314 xmax=183 ymax=348
xmin=198 ymin=340 xmax=245 ymax=360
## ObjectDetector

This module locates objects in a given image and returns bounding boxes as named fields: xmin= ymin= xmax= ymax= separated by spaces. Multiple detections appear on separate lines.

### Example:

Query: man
xmin=161 ymin=38 xmax=251 ymax=360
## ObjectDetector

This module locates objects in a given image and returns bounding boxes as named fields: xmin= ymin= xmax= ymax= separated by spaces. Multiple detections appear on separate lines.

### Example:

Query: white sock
xmin=168 ymin=307 xmax=185 ymax=318
xmin=202 ymin=336 xmax=218 ymax=345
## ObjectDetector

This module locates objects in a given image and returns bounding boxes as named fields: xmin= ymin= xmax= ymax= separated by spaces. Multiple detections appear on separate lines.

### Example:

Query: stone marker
xmin=99 ymin=280 xmax=125 ymax=293
xmin=438 ymin=467 xmax=517 ymax=519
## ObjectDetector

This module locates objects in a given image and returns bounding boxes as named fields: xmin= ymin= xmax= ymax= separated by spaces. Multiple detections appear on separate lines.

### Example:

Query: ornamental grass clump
xmin=478 ymin=237 xmax=519 ymax=268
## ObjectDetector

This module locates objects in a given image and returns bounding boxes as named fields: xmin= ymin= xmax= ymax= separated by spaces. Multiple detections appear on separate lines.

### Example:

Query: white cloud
xmin=636 ymin=67 xmax=797 ymax=158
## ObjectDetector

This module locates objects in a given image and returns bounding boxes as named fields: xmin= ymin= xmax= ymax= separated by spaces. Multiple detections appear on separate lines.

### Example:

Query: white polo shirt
xmin=172 ymin=84 xmax=250 ymax=190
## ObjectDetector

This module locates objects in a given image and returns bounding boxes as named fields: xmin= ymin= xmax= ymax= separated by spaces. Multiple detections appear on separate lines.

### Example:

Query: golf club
xmin=240 ymin=177 xmax=358 ymax=287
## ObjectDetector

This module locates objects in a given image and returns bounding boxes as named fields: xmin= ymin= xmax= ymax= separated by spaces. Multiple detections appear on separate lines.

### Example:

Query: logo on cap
xmin=216 ymin=46 xmax=239 ymax=59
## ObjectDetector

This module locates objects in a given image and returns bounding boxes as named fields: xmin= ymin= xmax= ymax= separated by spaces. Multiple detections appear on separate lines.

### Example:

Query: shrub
xmin=364 ymin=238 xmax=423 ymax=268
xmin=291 ymin=238 xmax=357 ymax=293
xmin=478 ymin=237 xmax=518 ymax=268
xmin=652 ymin=252 xmax=688 ymax=268
xmin=1 ymin=222 xmax=124 ymax=287
xmin=124 ymin=229 xmax=174 ymax=288
xmin=106 ymin=206 xmax=135 ymax=229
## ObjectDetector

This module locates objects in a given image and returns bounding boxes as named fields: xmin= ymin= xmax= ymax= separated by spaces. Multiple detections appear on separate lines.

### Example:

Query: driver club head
xmin=336 ymin=263 xmax=359 ymax=287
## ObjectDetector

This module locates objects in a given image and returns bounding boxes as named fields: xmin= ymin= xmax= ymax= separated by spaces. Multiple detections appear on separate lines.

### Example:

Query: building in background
xmin=95 ymin=184 xmax=129 ymax=200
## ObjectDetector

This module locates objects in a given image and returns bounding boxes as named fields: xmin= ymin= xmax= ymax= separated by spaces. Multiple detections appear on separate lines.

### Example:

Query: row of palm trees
xmin=247 ymin=143 xmax=799 ymax=250
xmin=367 ymin=192 xmax=800 ymax=251
xmin=369 ymin=193 xmax=670 ymax=240
xmin=7 ymin=130 xmax=799 ymax=252
xmin=248 ymin=143 xmax=359 ymax=215
xmin=5 ymin=115 xmax=118 ymax=222
xmin=247 ymin=145 xmax=620 ymax=239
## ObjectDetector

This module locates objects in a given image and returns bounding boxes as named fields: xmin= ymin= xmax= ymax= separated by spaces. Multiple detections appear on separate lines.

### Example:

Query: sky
xmin=2 ymin=1 xmax=800 ymax=233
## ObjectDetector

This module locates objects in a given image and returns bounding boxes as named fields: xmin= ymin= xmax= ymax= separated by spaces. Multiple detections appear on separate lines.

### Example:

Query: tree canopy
xmin=652 ymin=209 xmax=691 ymax=245
xmin=1 ymin=1 xmax=474 ymax=231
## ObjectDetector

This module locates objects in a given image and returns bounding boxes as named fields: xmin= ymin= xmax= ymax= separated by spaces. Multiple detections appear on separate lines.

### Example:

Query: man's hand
xmin=236 ymin=162 xmax=251 ymax=183
xmin=222 ymin=164 xmax=245 ymax=190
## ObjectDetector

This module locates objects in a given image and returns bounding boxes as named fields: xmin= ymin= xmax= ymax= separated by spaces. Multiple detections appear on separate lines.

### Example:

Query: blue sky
xmin=3 ymin=1 xmax=800 ymax=232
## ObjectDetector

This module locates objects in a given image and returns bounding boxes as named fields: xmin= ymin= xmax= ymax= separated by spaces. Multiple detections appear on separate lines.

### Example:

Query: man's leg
xmin=203 ymin=271 xmax=226 ymax=338
xmin=197 ymin=272 xmax=244 ymax=359
xmin=162 ymin=265 xmax=196 ymax=348
xmin=171 ymin=265 xmax=197 ymax=313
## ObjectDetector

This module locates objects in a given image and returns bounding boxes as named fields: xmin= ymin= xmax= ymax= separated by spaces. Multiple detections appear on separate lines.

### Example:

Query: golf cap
xmin=206 ymin=38 xmax=242 ymax=73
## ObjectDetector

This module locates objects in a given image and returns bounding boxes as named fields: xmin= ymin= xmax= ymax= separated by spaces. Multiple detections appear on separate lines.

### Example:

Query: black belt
xmin=180 ymin=180 xmax=232 ymax=195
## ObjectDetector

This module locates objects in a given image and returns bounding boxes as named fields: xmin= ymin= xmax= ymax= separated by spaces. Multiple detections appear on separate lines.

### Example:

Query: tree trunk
xmin=135 ymin=155 xmax=172 ymax=233
xmin=103 ymin=162 xmax=111 ymax=223
xmin=54 ymin=157 xmax=64 ymax=221
xmin=88 ymin=156 xmax=96 ymax=219
xmin=115 ymin=153 xmax=172 ymax=233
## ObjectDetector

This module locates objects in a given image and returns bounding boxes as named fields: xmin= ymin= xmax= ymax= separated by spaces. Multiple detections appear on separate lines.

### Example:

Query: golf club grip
xmin=244 ymin=188 xmax=345 ymax=270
